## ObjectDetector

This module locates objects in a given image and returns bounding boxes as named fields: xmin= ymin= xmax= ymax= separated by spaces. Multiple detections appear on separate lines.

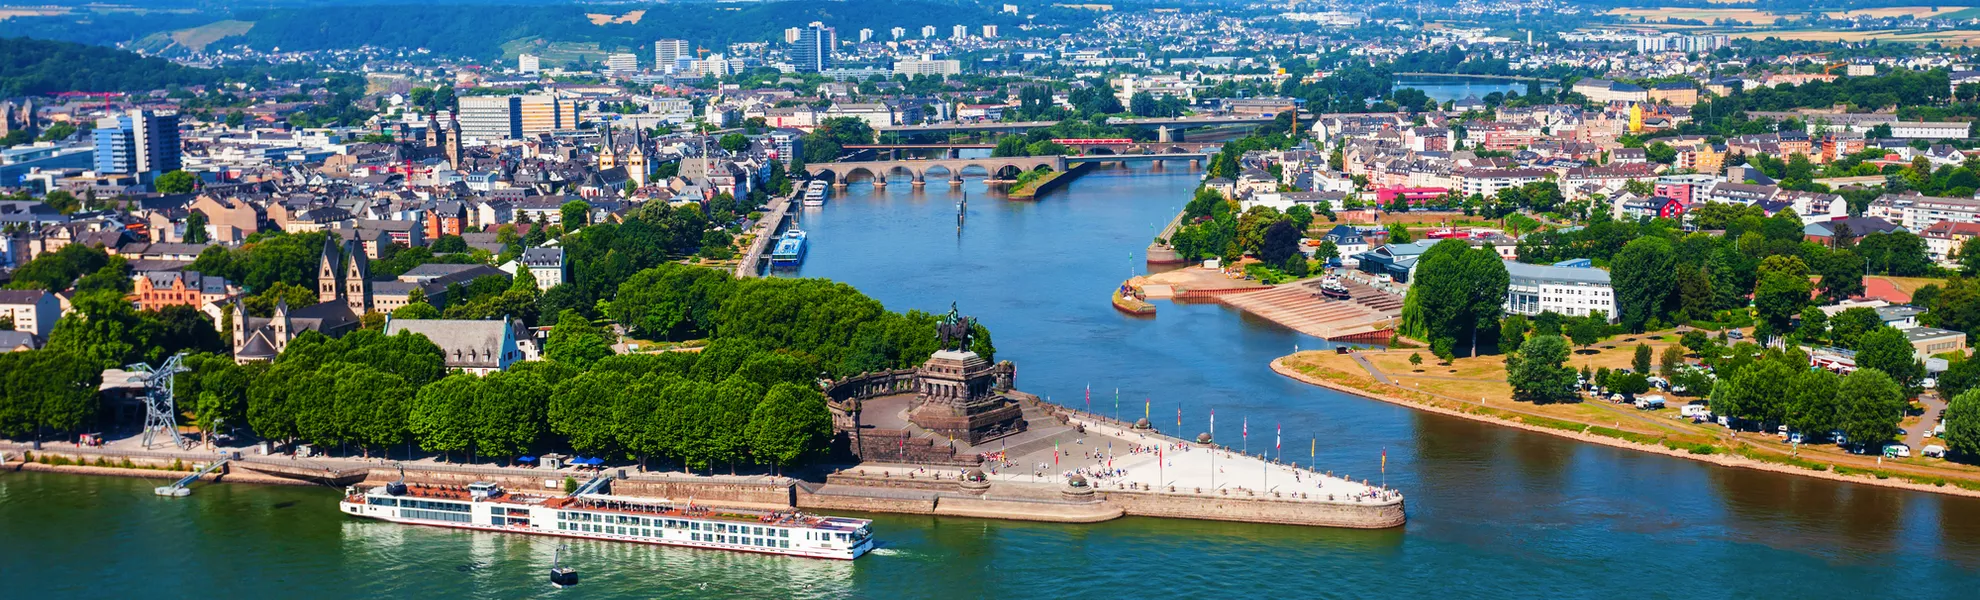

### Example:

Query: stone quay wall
xmin=819 ymin=468 xmax=1402 ymax=528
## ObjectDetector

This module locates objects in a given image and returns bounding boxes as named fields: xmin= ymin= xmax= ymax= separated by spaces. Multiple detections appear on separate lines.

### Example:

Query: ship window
xmin=691 ymin=533 xmax=700 ymax=541
xmin=781 ymin=540 xmax=790 ymax=549
xmin=779 ymin=529 xmax=789 ymax=538
xmin=754 ymin=527 xmax=763 ymax=536
xmin=492 ymin=516 xmax=506 ymax=526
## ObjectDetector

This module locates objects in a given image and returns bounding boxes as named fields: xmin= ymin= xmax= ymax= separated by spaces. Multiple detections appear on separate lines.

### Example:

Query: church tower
xmin=446 ymin=118 xmax=464 ymax=167
xmin=426 ymin=113 xmax=445 ymax=149
xmin=317 ymin=236 xmax=342 ymax=304
xmin=596 ymin=125 xmax=618 ymax=170
xmin=343 ymin=241 xmax=372 ymax=313
xmin=626 ymin=128 xmax=649 ymax=187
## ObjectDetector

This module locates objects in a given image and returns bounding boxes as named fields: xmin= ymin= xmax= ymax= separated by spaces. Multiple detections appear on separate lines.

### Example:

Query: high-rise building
xmin=982 ymin=25 xmax=998 ymax=38
xmin=952 ymin=25 xmax=968 ymax=40
xmin=518 ymin=94 xmax=580 ymax=135
xmin=859 ymin=28 xmax=874 ymax=43
xmin=93 ymin=109 xmax=180 ymax=181
xmin=605 ymin=53 xmax=639 ymax=74
xmin=894 ymin=58 xmax=963 ymax=77
xmin=891 ymin=27 xmax=907 ymax=40
xmin=518 ymin=54 xmax=541 ymax=74
xmin=785 ymin=27 xmax=804 ymax=44
xmin=654 ymin=39 xmax=691 ymax=73
xmin=789 ymin=21 xmax=836 ymax=73
xmin=457 ymin=95 xmax=523 ymax=140
xmin=921 ymin=25 xmax=938 ymax=38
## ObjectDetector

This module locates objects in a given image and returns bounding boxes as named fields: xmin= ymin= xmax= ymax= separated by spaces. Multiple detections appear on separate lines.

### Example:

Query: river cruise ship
xmin=803 ymin=180 xmax=828 ymax=206
xmin=340 ymin=481 xmax=874 ymax=560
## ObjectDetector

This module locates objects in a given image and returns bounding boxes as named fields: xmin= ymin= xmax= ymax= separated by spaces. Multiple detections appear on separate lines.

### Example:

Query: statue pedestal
xmin=907 ymin=350 xmax=1026 ymax=445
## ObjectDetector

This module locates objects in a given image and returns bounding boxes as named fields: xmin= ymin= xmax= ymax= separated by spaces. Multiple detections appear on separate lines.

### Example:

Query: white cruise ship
xmin=340 ymin=480 xmax=874 ymax=560
xmin=802 ymin=180 xmax=828 ymax=206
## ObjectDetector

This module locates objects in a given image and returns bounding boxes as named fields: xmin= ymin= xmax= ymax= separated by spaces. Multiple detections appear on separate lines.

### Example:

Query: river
xmin=1395 ymin=75 xmax=1556 ymax=103
xmin=4 ymin=163 xmax=1980 ymax=597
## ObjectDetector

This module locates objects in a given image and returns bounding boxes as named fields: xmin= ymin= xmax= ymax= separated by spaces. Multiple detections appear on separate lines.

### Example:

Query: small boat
xmin=550 ymin=546 xmax=578 ymax=588
xmin=1318 ymin=277 xmax=1350 ymax=300
xmin=771 ymin=228 xmax=807 ymax=266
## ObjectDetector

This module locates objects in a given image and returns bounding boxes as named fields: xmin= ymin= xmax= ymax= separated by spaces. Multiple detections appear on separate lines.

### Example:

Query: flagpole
xmin=1209 ymin=409 xmax=1215 ymax=491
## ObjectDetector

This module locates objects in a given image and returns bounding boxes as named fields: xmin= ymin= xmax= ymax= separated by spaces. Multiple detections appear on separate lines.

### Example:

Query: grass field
xmin=171 ymin=20 xmax=253 ymax=51
xmin=1607 ymin=7 xmax=1789 ymax=22
xmin=1827 ymin=6 xmax=1962 ymax=19
xmin=0 ymin=7 xmax=70 ymax=20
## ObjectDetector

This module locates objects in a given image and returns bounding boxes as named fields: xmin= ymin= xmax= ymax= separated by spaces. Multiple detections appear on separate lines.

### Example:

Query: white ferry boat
xmin=802 ymin=180 xmax=828 ymax=207
xmin=340 ymin=480 xmax=874 ymax=560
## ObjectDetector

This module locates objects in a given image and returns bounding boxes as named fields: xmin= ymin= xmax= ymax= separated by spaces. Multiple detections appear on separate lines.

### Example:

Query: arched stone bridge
xmin=806 ymin=155 xmax=1065 ymax=187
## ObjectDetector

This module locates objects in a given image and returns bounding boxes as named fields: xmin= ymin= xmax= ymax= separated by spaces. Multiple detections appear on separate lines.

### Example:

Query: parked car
xmin=1831 ymin=430 xmax=1849 ymax=446
xmin=1788 ymin=432 xmax=1805 ymax=445
xmin=1727 ymin=330 xmax=1745 ymax=340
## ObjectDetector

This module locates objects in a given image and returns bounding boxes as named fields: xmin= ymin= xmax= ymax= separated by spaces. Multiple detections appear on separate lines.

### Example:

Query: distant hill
xmin=0 ymin=1 xmax=1088 ymax=60
xmin=0 ymin=37 xmax=227 ymax=96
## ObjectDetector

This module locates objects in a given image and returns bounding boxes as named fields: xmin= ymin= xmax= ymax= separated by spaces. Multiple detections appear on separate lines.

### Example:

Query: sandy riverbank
xmin=1270 ymin=356 xmax=1980 ymax=500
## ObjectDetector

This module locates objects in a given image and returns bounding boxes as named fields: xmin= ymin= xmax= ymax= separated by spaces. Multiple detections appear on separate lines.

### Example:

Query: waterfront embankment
xmin=1007 ymin=161 xmax=1094 ymax=201
xmin=1270 ymin=353 xmax=1980 ymax=499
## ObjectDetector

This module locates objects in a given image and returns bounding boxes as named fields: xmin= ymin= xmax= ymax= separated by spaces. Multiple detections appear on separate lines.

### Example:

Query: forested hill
xmin=1 ymin=1 xmax=1092 ymax=61
xmin=0 ymin=37 xmax=228 ymax=97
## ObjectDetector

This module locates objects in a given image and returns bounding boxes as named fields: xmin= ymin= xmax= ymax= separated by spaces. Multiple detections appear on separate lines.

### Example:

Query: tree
xmin=408 ymin=374 xmax=478 ymax=462
xmin=549 ymin=371 xmax=631 ymax=455
xmin=1944 ymin=388 xmax=1980 ymax=458
xmin=1797 ymin=306 xmax=1828 ymax=343
xmin=719 ymin=133 xmax=749 ymax=153
xmin=183 ymin=211 xmax=211 ymax=244
xmin=1258 ymin=219 xmax=1302 ymax=266
xmin=1409 ymin=352 xmax=1423 ymax=369
xmin=391 ymin=302 xmax=440 ymax=320
xmin=1960 ymin=237 xmax=1980 ymax=277
xmin=1753 ymin=255 xmax=1813 ymax=337
xmin=154 ymin=170 xmax=197 ymax=194
xmin=473 ymin=370 xmax=548 ymax=464
xmin=545 ymin=309 xmax=614 ymax=368
xmin=1855 ymin=326 xmax=1925 ymax=389
xmin=1817 ymin=249 xmax=1865 ymax=302
xmin=1568 ymin=315 xmax=1604 ymax=349
xmin=1632 ymin=343 xmax=1652 ymax=374
xmin=1507 ymin=335 xmax=1578 ymax=404
xmin=1837 ymin=367 xmax=1907 ymax=446
xmin=745 ymin=382 xmax=833 ymax=471
xmin=1786 ymin=368 xmax=1843 ymax=438
xmin=1500 ymin=315 xmax=1529 ymax=354
xmin=1830 ymin=306 xmax=1883 ymax=349
xmin=560 ymin=200 xmax=590 ymax=229
xmin=1658 ymin=345 xmax=1684 ymax=379
xmin=1611 ymin=238 xmax=1675 ymax=331
xmin=1397 ymin=240 xmax=1507 ymax=356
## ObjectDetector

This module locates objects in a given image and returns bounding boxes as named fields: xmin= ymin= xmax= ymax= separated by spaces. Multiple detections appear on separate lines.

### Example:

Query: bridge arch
xmin=1086 ymin=147 xmax=1118 ymax=156
xmin=843 ymin=167 xmax=881 ymax=183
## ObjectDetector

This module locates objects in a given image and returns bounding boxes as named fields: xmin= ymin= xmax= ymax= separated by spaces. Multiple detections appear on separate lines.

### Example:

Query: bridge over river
xmin=807 ymin=150 xmax=1211 ymax=187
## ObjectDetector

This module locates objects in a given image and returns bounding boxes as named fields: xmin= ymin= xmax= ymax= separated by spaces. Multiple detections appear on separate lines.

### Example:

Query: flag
xmin=1243 ymin=418 xmax=1248 ymax=440
xmin=1381 ymin=447 xmax=1387 ymax=474
xmin=1276 ymin=424 xmax=1281 ymax=451
xmin=1144 ymin=399 xmax=1150 ymax=421
xmin=1210 ymin=409 xmax=1215 ymax=437
xmin=1054 ymin=440 xmax=1060 ymax=466
xmin=1085 ymin=384 xmax=1090 ymax=413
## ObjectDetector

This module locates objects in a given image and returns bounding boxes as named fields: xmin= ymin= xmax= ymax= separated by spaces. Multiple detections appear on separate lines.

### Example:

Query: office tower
xmin=859 ymin=28 xmax=874 ymax=43
xmin=789 ymin=21 xmax=836 ymax=73
xmin=605 ymin=53 xmax=639 ymax=74
xmin=891 ymin=27 xmax=907 ymax=40
xmin=519 ymin=54 xmax=541 ymax=74
xmin=93 ymin=109 xmax=181 ymax=180
xmin=922 ymin=25 xmax=938 ymax=38
xmin=953 ymin=24 xmax=968 ymax=40
xmin=457 ymin=95 xmax=523 ymax=140
xmin=654 ymin=39 xmax=690 ymax=72
xmin=519 ymin=94 xmax=571 ymax=135
xmin=785 ymin=27 xmax=803 ymax=44
xmin=983 ymin=25 xmax=998 ymax=38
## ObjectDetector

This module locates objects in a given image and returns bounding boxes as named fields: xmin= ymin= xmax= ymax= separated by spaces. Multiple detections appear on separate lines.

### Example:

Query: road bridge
xmin=1064 ymin=153 xmax=1209 ymax=164
xmin=805 ymin=156 xmax=1065 ymax=187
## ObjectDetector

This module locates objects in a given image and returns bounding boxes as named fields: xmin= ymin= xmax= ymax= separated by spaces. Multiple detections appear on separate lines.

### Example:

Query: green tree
xmin=1943 ymin=388 xmax=1980 ymax=458
xmin=408 ymin=374 xmax=478 ymax=462
xmin=1568 ymin=315 xmax=1605 ymax=350
xmin=183 ymin=211 xmax=211 ymax=244
xmin=154 ymin=170 xmax=197 ymax=194
xmin=1817 ymin=249 xmax=1865 ymax=302
xmin=473 ymin=370 xmax=548 ymax=464
xmin=1632 ymin=343 xmax=1652 ymax=374
xmin=545 ymin=309 xmax=614 ymax=368
xmin=1506 ymin=334 xmax=1578 ymax=404
xmin=390 ymin=302 xmax=440 ymax=320
xmin=1659 ymin=344 xmax=1684 ymax=379
xmin=1610 ymin=237 xmax=1675 ymax=331
xmin=1855 ymin=326 xmax=1924 ymax=389
xmin=1397 ymin=240 xmax=1507 ymax=356
xmin=1499 ymin=314 xmax=1529 ymax=354
xmin=744 ymin=382 xmax=833 ymax=471
xmin=1753 ymin=255 xmax=1813 ymax=337
xmin=560 ymin=200 xmax=590 ymax=229
xmin=548 ymin=371 xmax=632 ymax=455
xmin=1837 ymin=367 xmax=1907 ymax=446
xmin=1786 ymin=368 xmax=1843 ymax=438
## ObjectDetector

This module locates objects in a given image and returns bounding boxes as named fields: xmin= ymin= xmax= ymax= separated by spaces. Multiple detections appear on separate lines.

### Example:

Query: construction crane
xmin=127 ymin=353 xmax=190 ymax=450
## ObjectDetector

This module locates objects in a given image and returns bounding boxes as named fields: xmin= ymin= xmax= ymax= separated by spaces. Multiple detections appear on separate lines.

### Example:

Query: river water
xmin=5 ymin=163 xmax=1980 ymax=597
xmin=1395 ymin=75 xmax=1556 ymax=103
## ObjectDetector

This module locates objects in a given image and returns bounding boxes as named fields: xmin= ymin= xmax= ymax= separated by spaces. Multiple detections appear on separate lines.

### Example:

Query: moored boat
xmin=339 ymin=480 xmax=875 ymax=560
xmin=771 ymin=228 xmax=808 ymax=266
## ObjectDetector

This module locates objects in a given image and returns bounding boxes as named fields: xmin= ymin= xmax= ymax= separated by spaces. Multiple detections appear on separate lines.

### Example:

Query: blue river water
xmin=2 ymin=162 xmax=1977 ymax=598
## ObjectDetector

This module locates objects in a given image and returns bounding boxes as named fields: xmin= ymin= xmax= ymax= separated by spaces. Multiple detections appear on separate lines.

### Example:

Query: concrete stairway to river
xmin=1218 ymin=279 xmax=1401 ymax=340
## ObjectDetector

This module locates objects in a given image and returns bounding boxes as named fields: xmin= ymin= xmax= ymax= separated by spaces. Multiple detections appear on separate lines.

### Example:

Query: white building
xmin=1868 ymin=193 xmax=1980 ymax=231
xmin=1891 ymin=121 xmax=1971 ymax=140
xmin=654 ymin=39 xmax=691 ymax=73
xmin=518 ymin=54 xmax=541 ymax=74
xmin=384 ymin=318 xmax=528 ymax=376
xmin=891 ymin=27 xmax=907 ymax=40
xmin=921 ymin=25 xmax=938 ymax=38
xmin=605 ymin=53 xmax=639 ymax=74
xmin=518 ymin=247 xmax=566 ymax=290
xmin=894 ymin=58 xmax=962 ymax=77
xmin=0 ymin=289 xmax=62 ymax=340
xmin=952 ymin=25 xmax=969 ymax=40
xmin=982 ymin=25 xmax=998 ymax=38
xmin=1503 ymin=261 xmax=1617 ymax=321
xmin=858 ymin=28 xmax=874 ymax=43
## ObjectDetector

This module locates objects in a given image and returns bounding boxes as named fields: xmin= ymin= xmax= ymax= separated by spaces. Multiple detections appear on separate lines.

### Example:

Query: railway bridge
xmin=804 ymin=155 xmax=1066 ymax=187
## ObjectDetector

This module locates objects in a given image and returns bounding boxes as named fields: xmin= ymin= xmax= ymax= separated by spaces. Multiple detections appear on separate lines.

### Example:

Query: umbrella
xmin=517 ymin=456 xmax=536 ymax=462
xmin=586 ymin=457 xmax=605 ymax=465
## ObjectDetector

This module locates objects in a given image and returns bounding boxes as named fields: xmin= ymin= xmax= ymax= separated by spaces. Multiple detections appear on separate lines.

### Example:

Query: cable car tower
xmin=128 ymin=353 xmax=189 ymax=449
